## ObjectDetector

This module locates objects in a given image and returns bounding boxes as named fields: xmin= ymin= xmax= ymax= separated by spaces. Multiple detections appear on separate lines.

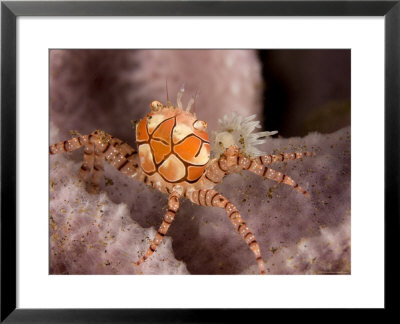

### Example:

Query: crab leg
xmin=243 ymin=158 xmax=311 ymax=198
xmin=88 ymin=143 xmax=106 ymax=193
xmin=50 ymin=130 xmax=140 ymax=189
xmin=187 ymin=189 xmax=266 ymax=274
xmin=213 ymin=146 xmax=312 ymax=198
xmin=259 ymin=151 xmax=315 ymax=165
xmin=102 ymin=138 xmax=140 ymax=180
xmin=262 ymin=166 xmax=310 ymax=197
xmin=136 ymin=191 xmax=180 ymax=266
xmin=79 ymin=142 xmax=95 ymax=182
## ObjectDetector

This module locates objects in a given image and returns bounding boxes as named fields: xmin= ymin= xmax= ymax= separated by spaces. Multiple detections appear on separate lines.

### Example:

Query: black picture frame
xmin=1 ymin=0 xmax=398 ymax=322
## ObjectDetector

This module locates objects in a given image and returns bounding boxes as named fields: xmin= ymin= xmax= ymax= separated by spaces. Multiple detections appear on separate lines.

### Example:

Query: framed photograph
xmin=47 ymin=47 xmax=351 ymax=277
xmin=1 ymin=0 xmax=398 ymax=321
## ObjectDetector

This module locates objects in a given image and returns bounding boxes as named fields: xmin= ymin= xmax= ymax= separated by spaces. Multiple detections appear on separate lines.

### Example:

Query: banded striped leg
xmin=263 ymin=166 xmax=310 ymax=197
xmin=50 ymin=132 xmax=98 ymax=187
xmin=242 ymin=156 xmax=311 ymax=198
xmin=50 ymin=130 xmax=140 ymax=190
xmin=79 ymin=142 xmax=95 ymax=182
xmin=100 ymin=137 xmax=140 ymax=180
xmin=220 ymin=146 xmax=312 ymax=198
xmin=89 ymin=144 xmax=106 ymax=193
xmin=136 ymin=191 xmax=180 ymax=266
xmin=259 ymin=151 xmax=315 ymax=165
xmin=188 ymin=189 xmax=266 ymax=274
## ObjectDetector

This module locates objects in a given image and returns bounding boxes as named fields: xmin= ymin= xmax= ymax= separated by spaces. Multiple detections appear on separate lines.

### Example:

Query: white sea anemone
xmin=211 ymin=112 xmax=278 ymax=158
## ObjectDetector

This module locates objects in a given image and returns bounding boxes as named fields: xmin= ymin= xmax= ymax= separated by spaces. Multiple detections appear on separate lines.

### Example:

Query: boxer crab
xmin=49 ymin=87 xmax=315 ymax=274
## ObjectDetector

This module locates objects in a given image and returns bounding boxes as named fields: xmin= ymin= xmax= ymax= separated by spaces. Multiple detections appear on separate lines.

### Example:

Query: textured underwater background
xmin=49 ymin=50 xmax=350 ymax=274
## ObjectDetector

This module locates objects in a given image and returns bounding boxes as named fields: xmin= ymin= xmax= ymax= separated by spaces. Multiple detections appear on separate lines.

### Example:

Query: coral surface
xmin=49 ymin=50 xmax=350 ymax=274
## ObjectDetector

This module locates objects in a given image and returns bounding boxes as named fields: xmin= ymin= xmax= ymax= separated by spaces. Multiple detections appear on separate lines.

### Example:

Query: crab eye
xmin=150 ymin=101 xmax=163 ymax=112
xmin=194 ymin=120 xmax=207 ymax=131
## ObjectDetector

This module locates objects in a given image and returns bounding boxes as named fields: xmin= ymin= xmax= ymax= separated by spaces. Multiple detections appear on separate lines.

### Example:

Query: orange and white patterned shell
xmin=136 ymin=107 xmax=210 ymax=183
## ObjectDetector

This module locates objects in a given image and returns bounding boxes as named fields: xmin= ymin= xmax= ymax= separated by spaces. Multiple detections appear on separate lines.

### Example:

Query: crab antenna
xmin=166 ymin=79 xmax=171 ymax=107
xmin=177 ymin=83 xmax=185 ymax=109
xmin=186 ymin=97 xmax=194 ymax=112
xmin=193 ymin=90 xmax=199 ymax=115
xmin=186 ymin=90 xmax=199 ymax=112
